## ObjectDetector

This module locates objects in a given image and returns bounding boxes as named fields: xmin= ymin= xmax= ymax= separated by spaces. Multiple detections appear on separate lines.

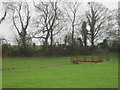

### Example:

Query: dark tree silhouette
xmin=11 ymin=1 xmax=31 ymax=54
xmin=81 ymin=21 xmax=88 ymax=46
xmin=86 ymin=2 xmax=108 ymax=46
xmin=34 ymin=1 xmax=63 ymax=52
xmin=64 ymin=2 xmax=81 ymax=48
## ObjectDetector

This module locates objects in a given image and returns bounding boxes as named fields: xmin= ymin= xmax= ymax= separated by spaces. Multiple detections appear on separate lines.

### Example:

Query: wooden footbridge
xmin=69 ymin=56 xmax=110 ymax=64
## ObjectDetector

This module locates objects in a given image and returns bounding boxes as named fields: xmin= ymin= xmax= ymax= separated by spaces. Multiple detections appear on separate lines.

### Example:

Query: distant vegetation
xmin=2 ymin=40 xmax=119 ymax=57
xmin=1 ymin=1 xmax=119 ymax=57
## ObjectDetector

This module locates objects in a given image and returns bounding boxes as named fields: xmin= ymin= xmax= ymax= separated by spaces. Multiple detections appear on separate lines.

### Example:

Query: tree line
xmin=0 ymin=1 xmax=119 ymax=57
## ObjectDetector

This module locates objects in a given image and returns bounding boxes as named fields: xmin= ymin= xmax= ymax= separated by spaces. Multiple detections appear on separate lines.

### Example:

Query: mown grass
xmin=2 ymin=55 xmax=118 ymax=88
xmin=2 ymin=57 xmax=69 ymax=68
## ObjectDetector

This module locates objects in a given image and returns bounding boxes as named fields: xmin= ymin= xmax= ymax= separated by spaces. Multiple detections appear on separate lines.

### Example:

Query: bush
xmin=78 ymin=47 xmax=92 ymax=55
xmin=3 ymin=43 xmax=119 ymax=57
xmin=2 ymin=44 xmax=9 ymax=57
xmin=92 ymin=48 xmax=109 ymax=55
xmin=108 ymin=46 xmax=119 ymax=52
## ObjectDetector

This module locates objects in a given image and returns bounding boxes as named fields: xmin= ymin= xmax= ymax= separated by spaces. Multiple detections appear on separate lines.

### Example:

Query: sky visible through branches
xmin=0 ymin=0 xmax=119 ymax=45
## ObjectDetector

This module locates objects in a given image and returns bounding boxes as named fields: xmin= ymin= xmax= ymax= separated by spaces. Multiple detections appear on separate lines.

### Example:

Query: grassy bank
xmin=2 ymin=55 xmax=118 ymax=88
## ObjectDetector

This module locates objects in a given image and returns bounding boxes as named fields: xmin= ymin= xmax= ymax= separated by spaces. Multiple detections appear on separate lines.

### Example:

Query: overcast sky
xmin=0 ymin=0 xmax=119 ymax=45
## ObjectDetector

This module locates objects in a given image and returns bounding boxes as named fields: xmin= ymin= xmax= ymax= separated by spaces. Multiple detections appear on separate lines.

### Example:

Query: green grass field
xmin=2 ymin=55 xmax=118 ymax=88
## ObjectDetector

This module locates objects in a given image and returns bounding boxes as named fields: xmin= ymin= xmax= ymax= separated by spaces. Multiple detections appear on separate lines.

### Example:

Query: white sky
xmin=0 ymin=0 xmax=119 ymax=45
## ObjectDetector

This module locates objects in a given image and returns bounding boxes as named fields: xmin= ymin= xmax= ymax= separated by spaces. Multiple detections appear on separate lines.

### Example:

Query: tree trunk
xmin=50 ymin=30 xmax=53 ymax=48
xmin=44 ymin=38 xmax=48 ymax=53
xmin=21 ymin=33 xmax=26 ymax=55
xmin=91 ymin=35 xmax=94 ymax=46
xmin=90 ymin=26 xmax=95 ymax=46
xmin=71 ymin=24 xmax=75 ymax=49
xmin=84 ymin=37 xmax=87 ymax=46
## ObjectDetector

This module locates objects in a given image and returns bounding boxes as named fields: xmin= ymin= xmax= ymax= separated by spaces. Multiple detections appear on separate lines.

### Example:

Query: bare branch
xmin=12 ymin=11 xmax=22 ymax=36
xmin=0 ymin=9 xmax=7 ymax=24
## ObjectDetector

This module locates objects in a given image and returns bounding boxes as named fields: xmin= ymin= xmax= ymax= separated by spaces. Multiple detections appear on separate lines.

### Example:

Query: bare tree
xmin=105 ymin=9 xmax=119 ymax=47
xmin=86 ymin=2 xmax=108 ymax=46
xmin=33 ymin=1 xmax=63 ymax=52
xmin=64 ymin=2 xmax=81 ymax=48
xmin=9 ymin=1 xmax=31 ymax=54
xmin=106 ymin=10 xmax=118 ymax=40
